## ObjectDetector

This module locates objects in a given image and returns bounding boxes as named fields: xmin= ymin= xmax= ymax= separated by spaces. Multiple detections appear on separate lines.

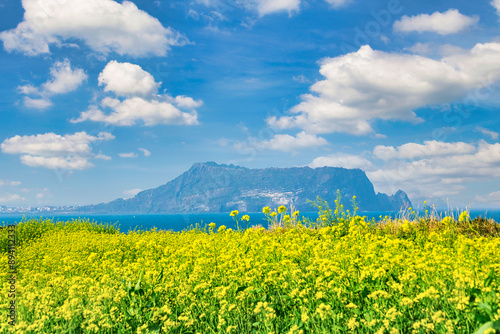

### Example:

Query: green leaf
xmin=474 ymin=321 xmax=493 ymax=334
xmin=493 ymin=320 xmax=500 ymax=330
xmin=470 ymin=288 xmax=482 ymax=302
xmin=235 ymin=286 xmax=248 ymax=294
xmin=391 ymin=272 xmax=401 ymax=283
xmin=156 ymin=267 xmax=164 ymax=284
xmin=484 ymin=268 xmax=496 ymax=288
xmin=478 ymin=302 xmax=493 ymax=316
xmin=135 ymin=269 xmax=145 ymax=291
xmin=148 ymin=324 xmax=161 ymax=333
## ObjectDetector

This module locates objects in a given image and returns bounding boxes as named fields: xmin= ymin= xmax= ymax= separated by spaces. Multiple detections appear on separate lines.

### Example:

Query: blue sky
xmin=1 ymin=0 xmax=500 ymax=209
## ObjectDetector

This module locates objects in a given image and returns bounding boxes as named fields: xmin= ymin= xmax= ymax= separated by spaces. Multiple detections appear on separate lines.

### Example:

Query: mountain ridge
xmin=79 ymin=162 xmax=412 ymax=213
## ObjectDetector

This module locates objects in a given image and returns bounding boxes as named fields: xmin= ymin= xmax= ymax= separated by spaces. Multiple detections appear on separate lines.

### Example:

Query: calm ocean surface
xmin=1 ymin=210 xmax=499 ymax=233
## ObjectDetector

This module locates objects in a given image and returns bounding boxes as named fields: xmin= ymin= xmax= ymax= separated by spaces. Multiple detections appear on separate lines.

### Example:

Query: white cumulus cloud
xmin=309 ymin=153 xmax=376 ymax=171
xmin=491 ymin=0 xmax=500 ymax=18
xmin=72 ymin=61 xmax=202 ymax=127
xmin=198 ymin=0 xmax=351 ymax=16
xmin=373 ymin=140 xmax=476 ymax=160
xmin=394 ymin=9 xmax=479 ymax=35
xmin=253 ymin=0 xmax=300 ymax=16
xmin=98 ymin=61 xmax=160 ymax=97
xmin=250 ymin=131 xmax=328 ymax=152
xmin=73 ymin=97 xmax=200 ymax=126
xmin=124 ymin=188 xmax=142 ymax=198
xmin=0 ymin=21 xmax=55 ymax=56
xmin=18 ymin=59 xmax=87 ymax=109
xmin=202 ymin=0 xmax=300 ymax=16
xmin=23 ymin=97 xmax=53 ymax=110
xmin=172 ymin=95 xmax=204 ymax=109
xmin=405 ymin=42 xmax=432 ymax=55
xmin=324 ymin=0 xmax=351 ymax=8
xmin=18 ymin=84 xmax=39 ymax=95
xmin=0 ymin=0 xmax=188 ymax=57
xmin=138 ymin=148 xmax=151 ymax=157
xmin=306 ymin=140 xmax=500 ymax=205
xmin=119 ymin=152 xmax=138 ymax=158
xmin=42 ymin=59 xmax=88 ymax=94
xmin=293 ymin=74 xmax=310 ymax=84
xmin=20 ymin=155 xmax=92 ymax=170
xmin=368 ymin=140 xmax=500 ymax=201
xmin=0 ymin=180 xmax=22 ymax=187
xmin=476 ymin=126 xmax=499 ymax=140
xmin=0 ymin=194 xmax=25 ymax=203
xmin=94 ymin=153 xmax=112 ymax=160
xmin=270 ymin=43 xmax=500 ymax=136
xmin=1 ymin=131 xmax=114 ymax=170
xmin=476 ymin=190 xmax=500 ymax=206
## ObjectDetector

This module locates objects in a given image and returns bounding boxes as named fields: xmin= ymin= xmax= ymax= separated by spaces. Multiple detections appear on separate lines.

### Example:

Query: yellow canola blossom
xmin=0 ymin=214 xmax=499 ymax=334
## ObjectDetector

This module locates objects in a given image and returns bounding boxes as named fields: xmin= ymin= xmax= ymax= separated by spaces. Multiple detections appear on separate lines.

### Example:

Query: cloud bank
xmin=1 ymin=131 xmax=114 ymax=170
xmin=311 ymin=140 xmax=500 ymax=201
xmin=393 ymin=9 xmax=478 ymax=35
xmin=18 ymin=59 xmax=87 ymax=109
xmin=0 ymin=0 xmax=188 ymax=57
xmin=197 ymin=0 xmax=351 ymax=17
xmin=72 ymin=61 xmax=202 ymax=126
xmin=269 ymin=42 xmax=500 ymax=136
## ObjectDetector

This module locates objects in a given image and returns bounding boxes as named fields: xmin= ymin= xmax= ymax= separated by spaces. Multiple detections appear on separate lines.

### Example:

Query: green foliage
xmin=1 ymin=198 xmax=499 ymax=333
xmin=262 ymin=205 xmax=302 ymax=230
xmin=0 ymin=217 xmax=119 ymax=253
xmin=304 ymin=190 xmax=374 ymax=237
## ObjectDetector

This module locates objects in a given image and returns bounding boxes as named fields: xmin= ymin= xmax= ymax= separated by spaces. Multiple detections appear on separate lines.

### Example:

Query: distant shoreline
xmin=2 ymin=210 xmax=499 ymax=234
xmin=0 ymin=208 xmax=498 ymax=216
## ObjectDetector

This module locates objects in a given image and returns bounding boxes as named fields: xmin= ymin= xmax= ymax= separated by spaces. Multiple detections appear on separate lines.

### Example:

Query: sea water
xmin=1 ymin=210 xmax=499 ymax=233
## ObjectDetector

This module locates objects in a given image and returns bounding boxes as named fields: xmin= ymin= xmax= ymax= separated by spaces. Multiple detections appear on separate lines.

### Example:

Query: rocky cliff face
xmin=80 ymin=162 xmax=412 ymax=213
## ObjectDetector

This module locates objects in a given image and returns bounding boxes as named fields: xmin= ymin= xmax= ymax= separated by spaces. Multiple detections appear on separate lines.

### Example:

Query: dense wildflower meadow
xmin=1 ymin=196 xmax=500 ymax=334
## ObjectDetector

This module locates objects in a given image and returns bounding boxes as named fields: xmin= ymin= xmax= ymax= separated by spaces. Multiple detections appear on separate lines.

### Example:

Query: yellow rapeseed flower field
xmin=1 ymin=199 xmax=500 ymax=333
